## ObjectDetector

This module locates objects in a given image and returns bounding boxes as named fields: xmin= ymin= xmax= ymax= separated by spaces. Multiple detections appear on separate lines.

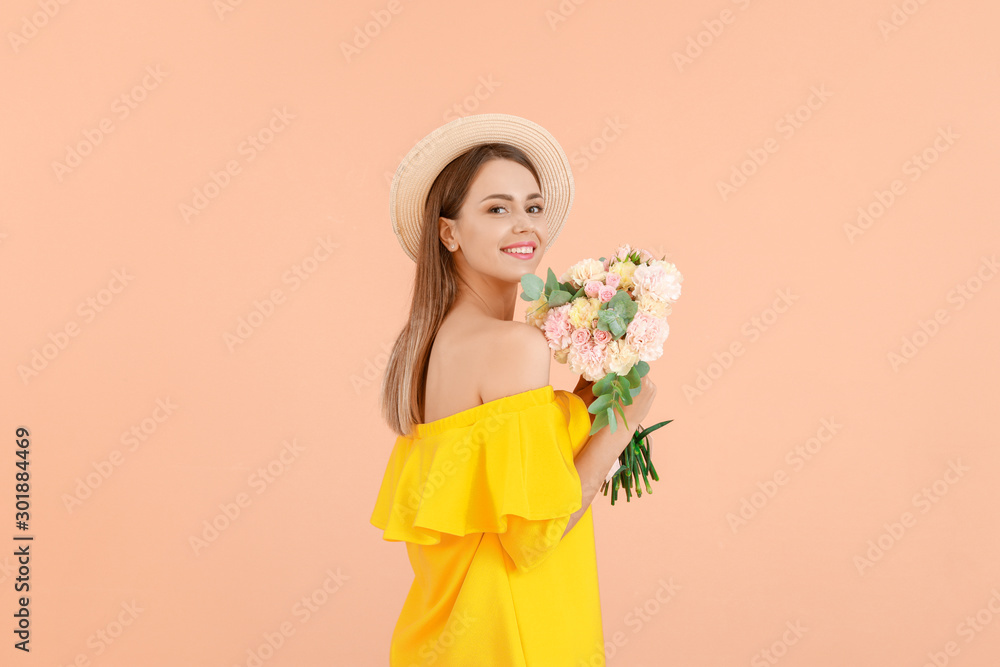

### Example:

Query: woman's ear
xmin=438 ymin=216 xmax=457 ymax=249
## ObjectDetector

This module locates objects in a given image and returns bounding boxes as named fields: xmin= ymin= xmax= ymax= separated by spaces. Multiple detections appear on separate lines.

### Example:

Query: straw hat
xmin=389 ymin=113 xmax=575 ymax=262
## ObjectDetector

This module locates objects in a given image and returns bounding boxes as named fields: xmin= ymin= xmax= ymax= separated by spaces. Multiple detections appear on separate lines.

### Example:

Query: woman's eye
xmin=488 ymin=204 xmax=544 ymax=214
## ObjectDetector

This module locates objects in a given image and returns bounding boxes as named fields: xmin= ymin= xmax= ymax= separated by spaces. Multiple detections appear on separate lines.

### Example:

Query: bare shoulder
xmin=478 ymin=321 xmax=552 ymax=403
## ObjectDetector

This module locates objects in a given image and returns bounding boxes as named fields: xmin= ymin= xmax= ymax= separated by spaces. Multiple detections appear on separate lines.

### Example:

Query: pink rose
xmin=598 ymin=285 xmax=616 ymax=302
xmin=605 ymin=272 xmax=621 ymax=289
xmin=571 ymin=327 xmax=591 ymax=346
xmin=584 ymin=279 xmax=602 ymax=298
xmin=593 ymin=328 xmax=612 ymax=346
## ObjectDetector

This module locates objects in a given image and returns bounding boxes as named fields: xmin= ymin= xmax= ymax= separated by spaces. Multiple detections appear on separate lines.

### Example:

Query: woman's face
xmin=440 ymin=158 xmax=549 ymax=284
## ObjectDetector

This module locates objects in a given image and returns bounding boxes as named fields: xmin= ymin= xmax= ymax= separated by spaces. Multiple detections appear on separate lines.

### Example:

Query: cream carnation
xmin=568 ymin=336 xmax=606 ymax=382
xmin=569 ymin=297 xmax=601 ymax=329
xmin=561 ymin=258 xmax=606 ymax=288
xmin=525 ymin=295 xmax=550 ymax=328
xmin=649 ymin=260 xmax=683 ymax=302
xmin=637 ymin=293 xmax=670 ymax=319
xmin=608 ymin=260 xmax=637 ymax=291
xmin=606 ymin=339 xmax=640 ymax=375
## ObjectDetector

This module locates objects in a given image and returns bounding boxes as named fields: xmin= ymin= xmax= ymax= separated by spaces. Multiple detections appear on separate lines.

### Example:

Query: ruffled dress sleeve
xmin=370 ymin=386 xmax=592 ymax=571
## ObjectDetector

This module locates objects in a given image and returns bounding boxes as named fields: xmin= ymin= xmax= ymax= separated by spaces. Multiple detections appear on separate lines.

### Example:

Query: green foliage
xmin=520 ymin=273 xmax=543 ymax=301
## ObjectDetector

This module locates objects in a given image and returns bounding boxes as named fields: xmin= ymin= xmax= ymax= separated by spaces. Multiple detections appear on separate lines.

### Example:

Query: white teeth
xmin=502 ymin=247 xmax=533 ymax=254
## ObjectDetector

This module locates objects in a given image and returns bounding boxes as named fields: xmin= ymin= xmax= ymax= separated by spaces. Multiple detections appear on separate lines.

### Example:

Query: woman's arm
xmin=572 ymin=375 xmax=597 ymax=409
xmin=561 ymin=411 xmax=633 ymax=538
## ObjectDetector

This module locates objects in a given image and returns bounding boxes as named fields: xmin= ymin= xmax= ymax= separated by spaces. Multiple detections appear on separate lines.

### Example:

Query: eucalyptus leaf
xmin=546 ymin=267 xmax=559 ymax=293
xmin=590 ymin=393 xmax=612 ymax=413
xmin=547 ymin=289 xmax=572 ymax=307
xmin=520 ymin=273 xmax=543 ymax=300
xmin=593 ymin=373 xmax=614 ymax=396
xmin=613 ymin=401 xmax=629 ymax=431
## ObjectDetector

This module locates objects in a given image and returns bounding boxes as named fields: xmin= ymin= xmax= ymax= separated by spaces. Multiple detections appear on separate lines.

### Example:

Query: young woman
xmin=371 ymin=113 xmax=657 ymax=666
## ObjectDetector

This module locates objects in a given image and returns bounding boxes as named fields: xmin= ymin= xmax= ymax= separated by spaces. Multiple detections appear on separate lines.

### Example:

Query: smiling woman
xmin=370 ymin=114 xmax=619 ymax=665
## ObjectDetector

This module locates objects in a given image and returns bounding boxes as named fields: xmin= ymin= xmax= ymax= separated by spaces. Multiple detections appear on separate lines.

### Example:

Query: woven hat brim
xmin=389 ymin=113 xmax=575 ymax=263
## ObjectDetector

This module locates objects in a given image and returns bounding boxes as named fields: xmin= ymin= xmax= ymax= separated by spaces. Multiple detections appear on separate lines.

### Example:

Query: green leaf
xmin=590 ymin=408 xmax=609 ymax=435
xmin=593 ymin=373 xmax=614 ymax=396
xmin=613 ymin=401 xmax=629 ymax=431
xmin=624 ymin=365 xmax=641 ymax=387
xmin=520 ymin=274 xmax=543 ymax=300
xmin=606 ymin=406 xmax=617 ymax=433
xmin=547 ymin=289 xmax=572 ymax=307
xmin=590 ymin=393 xmax=612 ymax=414
xmin=546 ymin=267 xmax=559 ymax=293
xmin=635 ymin=361 xmax=650 ymax=377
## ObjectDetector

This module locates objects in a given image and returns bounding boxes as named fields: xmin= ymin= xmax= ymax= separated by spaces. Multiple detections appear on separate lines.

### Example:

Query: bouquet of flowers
xmin=519 ymin=243 xmax=682 ymax=505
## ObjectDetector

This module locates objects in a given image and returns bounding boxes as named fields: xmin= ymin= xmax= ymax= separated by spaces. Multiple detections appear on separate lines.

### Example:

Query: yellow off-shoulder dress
xmin=370 ymin=385 xmax=606 ymax=666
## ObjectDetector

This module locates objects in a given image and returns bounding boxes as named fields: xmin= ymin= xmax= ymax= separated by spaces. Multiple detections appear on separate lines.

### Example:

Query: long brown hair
xmin=380 ymin=143 xmax=542 ymax=437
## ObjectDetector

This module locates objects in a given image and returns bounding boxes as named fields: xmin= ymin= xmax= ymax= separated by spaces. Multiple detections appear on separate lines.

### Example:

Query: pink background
xmin=3 ymin=1 xmax=999 ymax=665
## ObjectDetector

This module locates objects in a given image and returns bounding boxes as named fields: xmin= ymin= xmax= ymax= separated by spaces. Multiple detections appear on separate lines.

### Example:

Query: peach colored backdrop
xmin=3 ymin=1 xmax=999 ymax=665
